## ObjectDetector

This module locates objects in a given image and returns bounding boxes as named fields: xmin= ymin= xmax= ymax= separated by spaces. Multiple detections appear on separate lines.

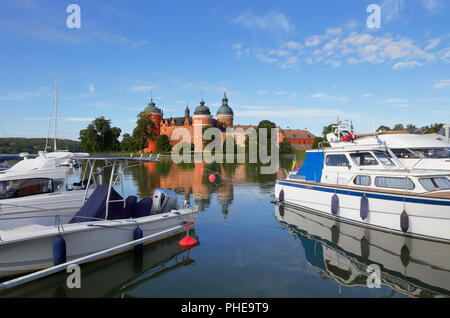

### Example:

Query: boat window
xmin=375 ymin=177 xmax=415 ymax=190
xmin=353 ymin=175 xmax=371 ymax=186
xmin=373 ymin=152 xmax=395 ymax=166
xmin=412 ymin=148 xmax=450 ymax=159
xmin=350 ymin=152 xmax=378 ymax=166
xmin=326 ymin=154 xmax=350 ymax=167
xmin=0 ymin=178 xmax=54 ymax=199
xmin=419 ymin=177 xmax=450 ymax=191
xmin=391 ymin=148 xmax=420 ymax=159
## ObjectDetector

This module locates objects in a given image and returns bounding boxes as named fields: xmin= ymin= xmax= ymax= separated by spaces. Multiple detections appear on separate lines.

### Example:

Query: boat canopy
xmin=296 ymin=152 xmax=324 ymax=182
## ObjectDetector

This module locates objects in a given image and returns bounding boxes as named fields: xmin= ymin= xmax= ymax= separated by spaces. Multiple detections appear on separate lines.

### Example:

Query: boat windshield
xmin=0 ymin=178 xmax=54 ymax=199
xmin=391 ymin=148 xmax=420 ymax=159
xmin=411 ymin=148 xmax=450 ymax=159
xmin=350 ymin=152 xmax=378 ymax=166
xmin=373 ymin=152 xmax=395 ymax=166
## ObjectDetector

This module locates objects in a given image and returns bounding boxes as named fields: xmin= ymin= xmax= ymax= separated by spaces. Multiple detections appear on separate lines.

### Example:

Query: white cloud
xmin=232 ymin=10 xmax=293 ymax=34
xmin=88 ymin=84 xmax=95 ymax=93
xmin=433 ymin=79 xmax=450 ymax=89
xmin=24 ymin=117 xmax=94 ymax=122
xmin=383 ymin=98 xmax=409 ymax=104
xmin=425 ymin=38 xmax=442 ymax=50
xmin=421 ymin=0 xmax=441 ymax=13
xmin=130 ymin=85 xmax=155 ymax=92
xmin=380 ymin=0 xmax=405 ymax=22
xmin=235 ymin=106 xmax=356 ymax=119
xmin=392 ymin=61 xmax=422 ymax=70
xmin=274 ymin=91 xmax=288 ymax=95
xmin=257 ymin=90 xmax=268 ymax=95
xmin=305 ymin=35 xmax=321 ymax=47
xmin=309 ymin=93 xmax=348 ymax=102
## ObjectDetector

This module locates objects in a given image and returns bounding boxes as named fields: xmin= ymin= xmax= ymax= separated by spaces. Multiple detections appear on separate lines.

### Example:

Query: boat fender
xmin=331 ymin=194 xmax=339 ymax=215
xmin=331 ymin=224 xmax=339 ymax=245
xmin=360 ymin=195 xmax=369 ymax=220
xmin=52 ymin=235 xmax=67 ymax=266
xmin=400 ymin=244 xmax=410 ymax=268
xmin=134 ymin=227 xmax=143 ymax=252
xmin=400 ymin=210 xmax=409 ymax=233
xmin=279 ymin=205 xmax=284 ymax=217
xmin=360 ymin=236 xmax=369 ymax=263
xmin=279 ymin=189 xmax=284 ymax=202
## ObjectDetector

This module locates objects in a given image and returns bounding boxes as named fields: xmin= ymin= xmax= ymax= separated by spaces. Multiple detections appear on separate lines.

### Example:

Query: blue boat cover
xmin=296 ymin=152 xmax=324 ymax=182
xmin=69 ymin=185 xmax=125 ymax=223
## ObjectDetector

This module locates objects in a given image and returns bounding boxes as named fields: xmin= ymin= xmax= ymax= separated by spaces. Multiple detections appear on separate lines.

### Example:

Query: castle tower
xmin=185 ymin=104 xmax=190 ymax=119
xmin=192 ymin=99 xmax=213 ymax=152
xmin=216 ymin=92 xmax=234 ymax=128
xmin=142 ymin=98 xmax=162 ymax=153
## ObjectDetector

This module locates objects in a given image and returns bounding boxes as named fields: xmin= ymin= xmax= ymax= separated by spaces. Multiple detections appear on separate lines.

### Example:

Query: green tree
xmin=322 ymin=124 xmax=334 ymax=137
xmin=257 ymin=120 xmax=277 ymax=156
xmin=79 ymin=117 xmax=121 ymax=152
xmin=132 ymin=114 xmax=157 ymax=152
xmin=279 ymin=138 xmax=294 ymax=154
xmin=155 ymin=134 xmax=172 ymax=153
xmin=223 ymin=136 xmax=237 ymax=154
xmin=120 ymin=133 xmax=137 ymax=152
xmin=424 ymin=123 xmax=444 ymax=134
xmin=393 ymin=124 xmax=405 ymax=131
xmin=376 ymin=125 xmax=391 ymax=132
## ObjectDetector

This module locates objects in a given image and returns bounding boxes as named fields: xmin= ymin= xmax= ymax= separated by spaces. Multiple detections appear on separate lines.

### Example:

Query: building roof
xmin=216 ymin=92 xmax=234 ymax=116
xmin=143 ymin=98 xmax=162 ymax=114
xmin=163 ymin=116 xmax=192 ymax=126
xmin=193 ymin=99 xmax=211 ymax=116
xmin=282 ymin=129 xmax=316 ymax=140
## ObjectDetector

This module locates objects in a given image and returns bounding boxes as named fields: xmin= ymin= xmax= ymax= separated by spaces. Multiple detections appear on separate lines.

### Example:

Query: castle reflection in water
xmin=127 ymin=158 xmax=282 ymax=216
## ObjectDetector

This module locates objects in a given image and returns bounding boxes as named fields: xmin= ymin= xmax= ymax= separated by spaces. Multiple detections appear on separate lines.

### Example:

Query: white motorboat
xmin=275 ymin=121 xmax=450 ymax=243
xmin=0 ymin=155 xmax=199 ymax=279
xmin=275 ymin=204 xmax=450 ymax=297
xmin=0 ymin=151 xmax=94 ymax=224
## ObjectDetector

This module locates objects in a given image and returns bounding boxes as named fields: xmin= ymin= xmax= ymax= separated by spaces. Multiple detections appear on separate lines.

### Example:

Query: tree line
xmin=0 ymin=138 xmax=82 ymax=154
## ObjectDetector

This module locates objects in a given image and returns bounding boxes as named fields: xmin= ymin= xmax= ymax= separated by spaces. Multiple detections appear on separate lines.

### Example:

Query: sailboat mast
xmin=53 ymin=76 xmax=58 ymax=152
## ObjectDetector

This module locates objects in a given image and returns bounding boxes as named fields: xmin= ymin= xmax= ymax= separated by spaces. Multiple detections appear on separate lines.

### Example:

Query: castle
xmin=140 ymin=93 xmax=315 ymax=152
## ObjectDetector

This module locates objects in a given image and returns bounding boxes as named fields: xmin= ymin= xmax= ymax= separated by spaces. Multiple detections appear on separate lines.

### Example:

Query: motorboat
xmin=274 ymin=204 xmax=450 ymax=297
xmin=275 ymin=121 xmax=450 ymax=243
xmin=0 ymin=151 xmax=94 ymax=223
xmin=325 ymin=121 xmax=450 ymax=171
xmin=0 ymin=231 xmax=197 ymax=297
xmin=0 ymin=155 xmax=199 ymax=279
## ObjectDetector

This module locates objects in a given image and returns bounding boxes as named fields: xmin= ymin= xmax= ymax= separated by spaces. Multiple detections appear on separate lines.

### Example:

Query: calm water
xmin=1 ymin=156 xmax=449 ymax=298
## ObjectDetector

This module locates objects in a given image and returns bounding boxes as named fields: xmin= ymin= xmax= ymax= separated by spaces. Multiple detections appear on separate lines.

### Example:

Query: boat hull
xmin=0 ymin=208 xmax=197 ymax=278
xmin=275 ymin=179 xmax=450 ymax=243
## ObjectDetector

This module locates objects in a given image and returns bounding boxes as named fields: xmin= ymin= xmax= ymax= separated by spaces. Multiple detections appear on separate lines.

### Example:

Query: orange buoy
xmin=179 ymin=236 xmax=198 ymax=250
xmin=209 ymin=174 xmax=216 ymax=183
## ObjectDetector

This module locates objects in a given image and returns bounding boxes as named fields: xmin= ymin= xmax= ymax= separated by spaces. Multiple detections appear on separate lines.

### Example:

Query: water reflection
xmin=126 ymin=156 xmax=294 ymax=215
xmin=0 ymin=231 xmax=198 ymax=298
xmin=275 ymin=204 xmax=450 ymax=297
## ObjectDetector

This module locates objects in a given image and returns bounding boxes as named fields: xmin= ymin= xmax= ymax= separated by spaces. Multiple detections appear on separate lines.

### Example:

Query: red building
xmin=280 ymin=129 xmax=316 ymax=150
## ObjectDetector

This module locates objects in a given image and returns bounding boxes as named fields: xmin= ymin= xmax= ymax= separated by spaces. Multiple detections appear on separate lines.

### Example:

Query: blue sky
xmin=0 ymin=0 xmax=449 ymax=140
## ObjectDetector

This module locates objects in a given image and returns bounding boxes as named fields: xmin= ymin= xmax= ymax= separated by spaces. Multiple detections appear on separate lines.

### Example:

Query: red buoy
xmin=209 ymin=174 xmax=216 ymax=183
xmin=179 ymin=236 xmax=198 ymax=250
xmin=200 ymin=168 xmax=204 ymax=175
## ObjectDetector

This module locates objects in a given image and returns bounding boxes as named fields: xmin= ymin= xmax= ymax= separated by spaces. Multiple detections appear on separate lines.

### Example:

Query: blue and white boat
xmin=275 ymin=122 xmax=450 ymax=243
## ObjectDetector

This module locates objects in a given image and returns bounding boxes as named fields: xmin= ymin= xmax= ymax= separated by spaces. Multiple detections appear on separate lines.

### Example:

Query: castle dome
xmin=143 ymin=98 xmax=162 ymax=114
xmin=193 ymin=99 xmax=211 ymax=116
xmin=216 ymin=92 xmax=234 ymax=116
